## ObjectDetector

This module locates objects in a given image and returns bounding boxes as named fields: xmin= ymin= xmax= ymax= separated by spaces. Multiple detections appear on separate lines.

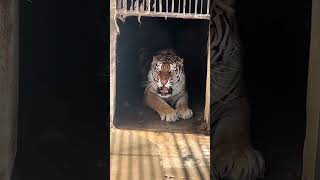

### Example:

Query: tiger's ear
xmin=177 ymin=58 xmax=184 ymax=67
xmin=151 ymin=56 xmax=158 ymax=65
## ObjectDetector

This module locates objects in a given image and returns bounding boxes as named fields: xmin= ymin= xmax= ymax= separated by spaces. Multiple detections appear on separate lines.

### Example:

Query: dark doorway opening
xmin=114 ymin=17 xmax=209 ymax=134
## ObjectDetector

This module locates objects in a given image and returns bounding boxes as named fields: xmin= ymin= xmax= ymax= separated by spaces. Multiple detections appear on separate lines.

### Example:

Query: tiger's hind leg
xmin=216 ymin=144 xmax=265 ymax=180
xmin=175 ymin=94 xmax=193 ymax=120
xmin=213 ymin=98 xmax=265 ymax=180
xmin=144 ymin=91 xmax=178 ymax=122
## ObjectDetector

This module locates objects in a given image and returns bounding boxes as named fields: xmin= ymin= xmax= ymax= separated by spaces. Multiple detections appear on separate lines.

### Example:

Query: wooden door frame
xmin=302 ymin=0 xmax=320 ymax=179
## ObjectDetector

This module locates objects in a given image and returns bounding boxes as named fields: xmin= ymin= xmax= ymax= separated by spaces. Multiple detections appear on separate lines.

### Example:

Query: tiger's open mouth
xmin=157 ymin=87 xmax=172 ymax=96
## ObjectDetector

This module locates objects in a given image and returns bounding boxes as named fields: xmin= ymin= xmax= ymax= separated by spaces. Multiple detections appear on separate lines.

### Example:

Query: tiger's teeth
xmin=161 ymin=87 xmax=169 ymax=94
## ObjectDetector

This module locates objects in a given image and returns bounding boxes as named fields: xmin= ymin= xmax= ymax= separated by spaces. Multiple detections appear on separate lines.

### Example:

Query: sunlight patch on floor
xmin=110 ymin=128 xmax=210 ymax=180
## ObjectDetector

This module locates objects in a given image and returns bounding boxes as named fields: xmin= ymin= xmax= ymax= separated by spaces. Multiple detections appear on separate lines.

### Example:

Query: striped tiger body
xmin=210 ymin=0 xmax=265 ymax=180
xmin=210 ymin=0 xmax=244 ymax=105
xmin=141 ymin=49 xmax=193 ymax=122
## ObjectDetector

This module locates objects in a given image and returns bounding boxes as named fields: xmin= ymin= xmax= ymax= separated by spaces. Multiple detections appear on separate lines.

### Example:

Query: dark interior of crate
xmin=114 ymin=17 xmax=209 ymax=134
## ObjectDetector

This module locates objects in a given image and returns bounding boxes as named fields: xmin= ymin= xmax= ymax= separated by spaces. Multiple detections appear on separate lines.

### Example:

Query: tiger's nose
xmin=161 ymin=79 xmax=168 ymax=85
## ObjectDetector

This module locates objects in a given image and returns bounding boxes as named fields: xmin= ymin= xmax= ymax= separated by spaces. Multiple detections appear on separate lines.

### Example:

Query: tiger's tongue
xmin=161 ymin=87 xmax=169 ymax=94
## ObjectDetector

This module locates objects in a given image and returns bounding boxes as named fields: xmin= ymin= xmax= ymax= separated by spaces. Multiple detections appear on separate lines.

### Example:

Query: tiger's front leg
xmin=144 ymin=91 xmax=178 ymax=122
xmin=175 ymin=94 xmax=193 ymax=120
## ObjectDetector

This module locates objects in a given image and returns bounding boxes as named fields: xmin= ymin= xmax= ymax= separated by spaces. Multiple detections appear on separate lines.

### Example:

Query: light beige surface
xmin=0 ymin=0 xmax=19 ymax=179
xmin=303 ymin=0 xmax=320 ymax=179
xmin=110 ymin=128 xmax=210 ymax=180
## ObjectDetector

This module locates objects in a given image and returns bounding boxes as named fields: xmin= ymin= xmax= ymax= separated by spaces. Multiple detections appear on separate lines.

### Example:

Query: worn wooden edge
xmin=110 ymin=0 xmax=119 ymax=129
xmin=204 ymin=24 xmax=210 ymax=132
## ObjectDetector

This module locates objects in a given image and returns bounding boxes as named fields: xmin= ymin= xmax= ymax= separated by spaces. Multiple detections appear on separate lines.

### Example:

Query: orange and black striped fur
xmin=210 ymin=0 xmax=265 ymax=179
xmin=140 ymin=49 xmax=193 ymax=122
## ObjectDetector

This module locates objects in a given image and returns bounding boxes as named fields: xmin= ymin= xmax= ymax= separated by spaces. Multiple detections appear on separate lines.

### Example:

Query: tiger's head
xmin=147 ymin=50 xmax=185 ymax=98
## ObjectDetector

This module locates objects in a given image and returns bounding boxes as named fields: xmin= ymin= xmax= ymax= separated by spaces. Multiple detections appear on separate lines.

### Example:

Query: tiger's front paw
xmin=158 ymin=107 xmax=178 ymax=122
xmin=216 ymin=144 xmax=265 ymax=180
xmin=177 ymin=107 xmax=193 ymax=120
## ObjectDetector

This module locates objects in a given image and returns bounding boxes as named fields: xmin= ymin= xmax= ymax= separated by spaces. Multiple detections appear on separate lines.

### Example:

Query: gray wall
xmin=0 ymin=0 xmax=19 ymax=179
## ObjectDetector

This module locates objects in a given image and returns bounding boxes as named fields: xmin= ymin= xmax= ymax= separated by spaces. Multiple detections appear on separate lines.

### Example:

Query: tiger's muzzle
xmin=157 ymin=86 xmax=173 ymax=96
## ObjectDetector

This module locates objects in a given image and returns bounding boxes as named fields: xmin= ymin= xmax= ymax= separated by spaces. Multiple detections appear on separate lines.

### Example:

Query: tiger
xmin=139 ymin=49 xmax=193 ymax=122
xmin=209 ymin=0 xmax=266 ymax=180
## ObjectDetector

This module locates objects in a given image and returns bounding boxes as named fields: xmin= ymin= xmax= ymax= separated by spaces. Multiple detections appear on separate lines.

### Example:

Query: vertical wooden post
xmin=110 ymin=0 xmax=119 ymax=128
xmin=204 ymin=25 xmax=211 ymax=131
xmin=206 ymin=0 xmax=210 ymax=15
xmin=303 ymin=0 xmax=320 ymax=179
xmin=0 ymin=0 xmax=19 ymax=179
xmin=195 ymin=0 xmax=198 ymax=14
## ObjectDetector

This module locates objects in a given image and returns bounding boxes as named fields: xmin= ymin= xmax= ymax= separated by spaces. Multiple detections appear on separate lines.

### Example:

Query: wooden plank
xmin=204 ymin=24 xmax=211 ymax=130
xmin=303 ymin=0 xmax=320 ymax=179
xmin=0 ymin=0 xmax=19 ymax=179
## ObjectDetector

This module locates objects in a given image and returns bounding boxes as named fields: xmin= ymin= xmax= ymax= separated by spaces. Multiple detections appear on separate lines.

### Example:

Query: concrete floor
xmin=110 ymin=128 xmax=210 ymax=180
xmin=114 ymin=99 xmax=208 ymax=134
